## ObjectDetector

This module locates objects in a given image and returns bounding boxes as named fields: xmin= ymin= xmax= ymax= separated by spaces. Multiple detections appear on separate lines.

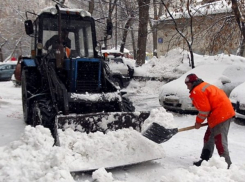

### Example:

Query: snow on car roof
xmin=0 ymin=61 xmax=17 ymax=65
xmin=159 ymin=64 xmax=245 ymax=99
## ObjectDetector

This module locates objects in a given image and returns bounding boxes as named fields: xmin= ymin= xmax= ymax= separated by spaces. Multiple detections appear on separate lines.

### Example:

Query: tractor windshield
xmin=41 ymin=14 xmax=95 ymax=58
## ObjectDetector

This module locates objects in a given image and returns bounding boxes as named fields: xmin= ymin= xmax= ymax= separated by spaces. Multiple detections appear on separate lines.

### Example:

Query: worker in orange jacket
xmin=185 ymin=74 xmax=235 ymax=169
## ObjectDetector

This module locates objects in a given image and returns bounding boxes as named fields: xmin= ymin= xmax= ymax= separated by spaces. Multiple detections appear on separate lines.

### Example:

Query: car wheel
xmin=127 ymin=65 xmax=134 ymax=78
xmin=113 ymin=77 xmax=123 ymax=88
xmin=32 ymin=98 xmax=58 ymax=144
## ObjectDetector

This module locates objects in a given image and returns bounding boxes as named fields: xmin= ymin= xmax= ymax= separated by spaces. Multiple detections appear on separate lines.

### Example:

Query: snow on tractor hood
xmin=69 ymin=92 xmax=122 ymax=102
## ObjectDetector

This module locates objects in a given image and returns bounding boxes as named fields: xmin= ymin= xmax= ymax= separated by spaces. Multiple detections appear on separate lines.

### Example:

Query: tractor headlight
xmin=50 ymin=8 xmax=57 ymax=15
xmin=95 ymin=46 xmax=100 ymax=52
xmin=37 ymin=43 xmax=43 ymax=50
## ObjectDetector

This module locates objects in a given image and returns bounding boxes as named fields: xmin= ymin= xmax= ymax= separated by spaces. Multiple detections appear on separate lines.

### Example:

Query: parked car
xmin=229 ymin=82 xmax=245 ymax=123
xmin=0 ymin=62 xmax=17 ymax=81
xmin=159 ymin=64 xmax=245 ymax=114
xmin=107 ymin=57 xmax=134 ymax=88
xmin=108 ymin=58 xmax=134 ymax=77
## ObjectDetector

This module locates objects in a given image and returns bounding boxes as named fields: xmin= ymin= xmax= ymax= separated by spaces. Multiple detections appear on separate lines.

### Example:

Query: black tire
xmin=113 ymin=77 xmax=123 ymax=88
xmin=122 ymin=97 xmax=135 ymax=112
xmin=21 ymin=70 xmax=38 ymax=125
xmin=127 ymin=65 xmax=134 ymax=78
xmin=32 ymin=98 xmax=57 ymax=138
xmin=32 ymin=99 xmax=55 ymax=126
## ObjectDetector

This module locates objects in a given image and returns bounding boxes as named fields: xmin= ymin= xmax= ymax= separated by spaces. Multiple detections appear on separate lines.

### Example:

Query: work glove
xmin=195 ymin=122 xmax=202 ymax=129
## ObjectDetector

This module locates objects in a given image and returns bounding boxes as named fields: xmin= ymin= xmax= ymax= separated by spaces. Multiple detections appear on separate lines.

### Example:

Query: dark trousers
xmin=200 ymin=118 xmax=232 ymax=166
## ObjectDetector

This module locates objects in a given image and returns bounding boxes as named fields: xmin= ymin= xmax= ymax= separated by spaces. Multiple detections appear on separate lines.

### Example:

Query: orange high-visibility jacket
xmin=189 ymin=82 xmax=235 ymax=128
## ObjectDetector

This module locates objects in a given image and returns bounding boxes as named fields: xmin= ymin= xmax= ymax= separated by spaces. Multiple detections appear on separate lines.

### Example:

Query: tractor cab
xmin=25 ymin=7 xmax=98 ymax=60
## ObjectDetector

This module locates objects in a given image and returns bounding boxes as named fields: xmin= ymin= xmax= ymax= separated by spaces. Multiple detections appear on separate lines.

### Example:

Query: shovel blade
xmin=142 ymin=122 xmax=178 ymax=143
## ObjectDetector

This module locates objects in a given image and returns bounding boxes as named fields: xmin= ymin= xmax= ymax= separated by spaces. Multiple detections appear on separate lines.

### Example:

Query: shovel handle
xmin=178 ymin=123 xmax=208 ymax=132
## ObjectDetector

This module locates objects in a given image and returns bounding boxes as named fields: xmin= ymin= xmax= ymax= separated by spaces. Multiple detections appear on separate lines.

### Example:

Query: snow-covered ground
xmin=1 ymin=49 xmax=245 ymax=181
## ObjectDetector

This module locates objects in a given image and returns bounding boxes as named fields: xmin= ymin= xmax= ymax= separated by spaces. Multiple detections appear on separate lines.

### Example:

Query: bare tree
xmin=231 ymin=0 xmax=245 ymax=56
xmin=161 ymin=0 xmax=195 ymax=68
xmin=119 ymin=0 xmax=137 ymax=53
xmin=0 ymin=33 xmax=8 ymax=62
xmin=158 ymin=0 xmax=244 ymax=67
xmin=149 ymin=0 xmax=163 ymax=57
xmin=0 ymin=0 xmax=51 ymax=60
xmin=88 ymin=0 xmax=95 ymax=14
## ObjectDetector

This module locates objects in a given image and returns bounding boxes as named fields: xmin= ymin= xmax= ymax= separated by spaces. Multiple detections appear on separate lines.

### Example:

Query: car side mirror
xmin=24 ymin=20 xmax=34 ymax=35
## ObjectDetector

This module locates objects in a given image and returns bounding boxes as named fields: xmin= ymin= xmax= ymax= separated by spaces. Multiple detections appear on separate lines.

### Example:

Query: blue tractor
xmin=19 ymin=5 xmax=150 ymax=146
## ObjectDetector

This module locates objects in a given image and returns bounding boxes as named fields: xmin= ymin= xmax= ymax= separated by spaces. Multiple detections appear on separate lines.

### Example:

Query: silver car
xmin=159 ymin=64 xmax=245 ymax=113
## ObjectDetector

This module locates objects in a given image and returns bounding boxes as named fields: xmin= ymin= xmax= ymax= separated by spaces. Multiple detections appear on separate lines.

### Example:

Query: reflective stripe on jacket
xmin=189 ymin=82 xmax=235 ymax=128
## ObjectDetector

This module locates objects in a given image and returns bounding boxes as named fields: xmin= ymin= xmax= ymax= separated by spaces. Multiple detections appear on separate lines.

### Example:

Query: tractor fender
xmin=14 ymin=56 xmax=22 ymax=82
xmin=14 ymin=56 xmax=36 ymax=82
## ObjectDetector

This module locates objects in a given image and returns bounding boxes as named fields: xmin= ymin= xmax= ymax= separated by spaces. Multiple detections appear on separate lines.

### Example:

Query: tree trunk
xmin=237 ymin=24 xmax=245 ymax=56
xmin=231 ymin=0 xmax=245 ymax=56
xmin=88 ymin=0 xmax=94 ymax=15
xmin=120 ymin=17 xmax=134 ymax=53
xmin=131 ymin=28 xmax=137 ymax=59
xmin=136 ymin=0 xmax=150 ymax=66
xmin=0 ymin=47 xmax=3 ymax=62
xmin=0 ymin=39 xmax=7 ymax=62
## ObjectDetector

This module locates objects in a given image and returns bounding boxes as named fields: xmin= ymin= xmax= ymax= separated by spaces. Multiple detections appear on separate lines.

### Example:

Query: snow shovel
xmin=142 ymin=122 xmax=208 ymax=144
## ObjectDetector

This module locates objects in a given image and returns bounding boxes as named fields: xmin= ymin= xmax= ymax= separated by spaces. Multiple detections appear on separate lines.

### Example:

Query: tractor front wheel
xmin=32 ymin=98 xmax=59 ymax=144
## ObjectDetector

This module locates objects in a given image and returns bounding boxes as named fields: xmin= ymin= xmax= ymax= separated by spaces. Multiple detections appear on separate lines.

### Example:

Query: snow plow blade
xmin=56 ymin=111 xmax=150 ymax=133
xmin=55 ymin=111 xmax=166 ymax=172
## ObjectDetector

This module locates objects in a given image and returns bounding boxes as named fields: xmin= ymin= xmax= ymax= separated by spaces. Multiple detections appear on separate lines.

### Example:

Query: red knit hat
xmin=185 ymin=74 xmax=198 ymax=83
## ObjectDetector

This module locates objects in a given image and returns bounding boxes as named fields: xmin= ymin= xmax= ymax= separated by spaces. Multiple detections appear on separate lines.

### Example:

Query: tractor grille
xmin=76 ymin=61 xmax=100 ymax=93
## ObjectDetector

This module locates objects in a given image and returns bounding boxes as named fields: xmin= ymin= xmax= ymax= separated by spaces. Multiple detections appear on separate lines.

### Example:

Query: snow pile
xmin=134 ymin=48 xmax=245 ymax=80
xmin=0 ymin=124 xmax=165 ymax=181
xmin=141 ymin=107 xmax=177 ymax=132
xmin=0 ymin=126 xmax=73 ymax=182
xmin=134 ymin=48 xmax=191 ymax=79
xmin=59 ymin=128 xmax=165 ymax=171
xmin=92 ymin=168 xmax=125 ymax=182
xmin=160 ymin=157 xmax=245 ymax=182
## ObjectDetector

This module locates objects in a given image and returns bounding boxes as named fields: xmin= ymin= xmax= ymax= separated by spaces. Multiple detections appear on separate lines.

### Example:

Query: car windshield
xmin=0 ymin=65 xmax=9 ymax=69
